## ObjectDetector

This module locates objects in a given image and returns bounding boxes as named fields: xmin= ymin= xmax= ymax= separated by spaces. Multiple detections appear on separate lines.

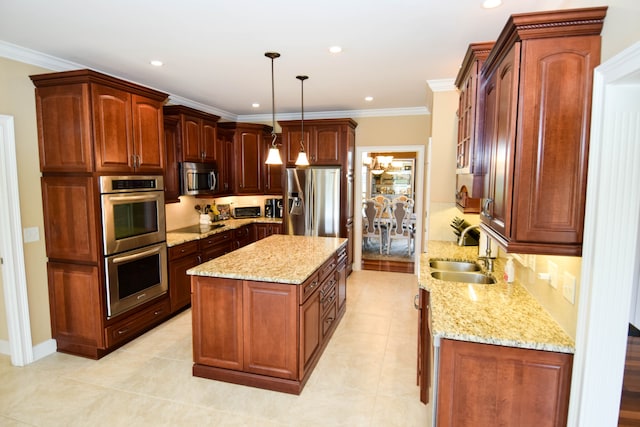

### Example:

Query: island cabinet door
xmin=243 ymin=281 xmax=298 ymax=380
xmin=191 ymin=277 xmax=244 ymax=371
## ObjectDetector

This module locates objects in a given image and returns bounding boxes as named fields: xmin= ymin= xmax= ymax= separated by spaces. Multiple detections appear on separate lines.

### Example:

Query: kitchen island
xmin=419 ymin=241 xmax=575 ymax=426
xmin=187 ymin=235 xmax=348 ymax=394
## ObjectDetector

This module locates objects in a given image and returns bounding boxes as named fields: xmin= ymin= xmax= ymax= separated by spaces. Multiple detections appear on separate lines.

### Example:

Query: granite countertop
xmin=187 ymin=235 xmax=347 ymax=284
xmin=166 ymin=217 xmax=283 ymax=247
xmin=420 ymin=241 xmax=575 ymax=354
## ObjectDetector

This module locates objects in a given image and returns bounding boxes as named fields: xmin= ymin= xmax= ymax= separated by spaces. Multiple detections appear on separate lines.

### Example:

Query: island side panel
xmin=192 ymin=277 xmax=244 ymax=370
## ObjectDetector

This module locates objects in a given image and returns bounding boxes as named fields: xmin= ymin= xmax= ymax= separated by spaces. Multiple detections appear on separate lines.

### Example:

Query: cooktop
xmin=171 ymin=223 xmax=226 ymax=234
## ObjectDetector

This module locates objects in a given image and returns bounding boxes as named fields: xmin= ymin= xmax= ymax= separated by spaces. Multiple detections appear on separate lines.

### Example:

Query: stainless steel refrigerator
xmin=285 ymin=167 xmax=341 ymax=237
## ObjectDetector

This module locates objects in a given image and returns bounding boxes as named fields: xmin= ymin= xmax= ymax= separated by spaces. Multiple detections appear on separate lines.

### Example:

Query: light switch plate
xmin=548 ymin=261 xmax=558 ymax=288
xmin=23 ymin=227 xmax=39 ymax=243
xmin=563 ymin=272 xmax=576 ymax=304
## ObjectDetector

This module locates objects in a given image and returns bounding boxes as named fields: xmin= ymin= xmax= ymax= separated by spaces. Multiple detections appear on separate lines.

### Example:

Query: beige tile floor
xmin=0 ymin=270 xmax=431 ymax=426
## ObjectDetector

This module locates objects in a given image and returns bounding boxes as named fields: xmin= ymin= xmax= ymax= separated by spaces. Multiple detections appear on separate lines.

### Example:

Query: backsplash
xmin=165 ymin=195 xmax=281 ymax=230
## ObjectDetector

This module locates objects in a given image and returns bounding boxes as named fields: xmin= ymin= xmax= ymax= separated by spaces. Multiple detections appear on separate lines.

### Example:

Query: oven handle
xmin=107 ymin=194 xmax=160 ymax=203
xmin=111 ymin=246 xmax=161 ymax=264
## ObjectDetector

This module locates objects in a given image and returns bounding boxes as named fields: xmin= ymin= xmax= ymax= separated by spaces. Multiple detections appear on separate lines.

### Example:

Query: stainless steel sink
xmin=430 ymin=271 xmax=496 ymax=284
xmin=429 ymin=260 xmax=481 ymax=272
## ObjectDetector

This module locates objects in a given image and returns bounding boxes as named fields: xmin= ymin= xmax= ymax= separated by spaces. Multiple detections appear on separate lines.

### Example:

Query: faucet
xmin=457 ymin=224 xmax=480 ymax=246
xmin=477 ymin=234 xmax=494 ymax=272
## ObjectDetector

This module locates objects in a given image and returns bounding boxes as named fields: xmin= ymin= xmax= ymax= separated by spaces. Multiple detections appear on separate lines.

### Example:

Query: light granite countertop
xmin=187 ymin=235 xmax=347 ymax=284
xmin=166 ymin=217 xmax=283 ymax=247
xmin=420 ymin=241 xmax=575 ymax=354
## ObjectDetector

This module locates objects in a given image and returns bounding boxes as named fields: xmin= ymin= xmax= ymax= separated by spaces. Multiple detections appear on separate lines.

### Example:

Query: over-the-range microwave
xmin=180 ymin=162 xmax=219 ymax=196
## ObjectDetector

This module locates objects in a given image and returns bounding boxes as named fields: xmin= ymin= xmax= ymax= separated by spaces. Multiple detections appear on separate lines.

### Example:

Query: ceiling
xmin=1 ymin=0 xmax=569 ymax=121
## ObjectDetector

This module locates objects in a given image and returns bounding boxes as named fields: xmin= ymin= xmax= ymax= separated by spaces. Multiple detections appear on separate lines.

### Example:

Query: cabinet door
xmin=299 ymin=286 xmax=321 ymax=379
xmin=92 ymin=84 xmax=134 ymax=172
xmin=235 ymin=130 xmax=262 ymax=194
xmin=437 ymin=339 xmax=572 ymax=427
xmin=336 ymin=258 xmax=347 ymax=311
xmin=41 ymin=176 xmax=100 ymax=263
xmin=417 ymin=288 xmax=430 ymax=404
xmin=264 ymin=134 xmax=283 ymax=194
xmin=163 ymin=117 xmax=181 ymax=203
xmin=243 ymin=281 xmax=298 ymax=379
xmin=192 ymin=277 xmax=244 ymax=370
xmin=481 ymin=44 xmax=520 ymax=237
xmin=202 ymin=119 xmax=217 ymax=163
xmin=34 ymin=84 xmax=93 ymax=173
xmin=313 ymin=125 xmax=341 ymax=164
xmin=168 ymin=251 xmax=200 ymax=313
xmin=216 ymin=130 xmax=234 ymax=194
xmin=182 ymin=116 xmax=203 ymax=162
xmin=131 ymin=94 xmax=165 ymax=173
xmin=284 ymin=128 xmax=312 ymax=165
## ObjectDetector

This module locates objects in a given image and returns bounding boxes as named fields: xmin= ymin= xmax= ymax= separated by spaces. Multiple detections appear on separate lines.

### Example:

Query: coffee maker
xmin=265 ymin=198 xmax=283 ymax=218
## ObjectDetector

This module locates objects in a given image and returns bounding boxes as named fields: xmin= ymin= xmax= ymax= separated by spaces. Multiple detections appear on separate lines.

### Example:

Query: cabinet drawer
xmin=168 ymin=240 xmax=199 ymax=260
xmin=200 ymin=230 xmax=232 ymax=248
xmin=318 ymin=256 xmax=337 ymax=283
xmin=320 ymin=282 xmax=337 ymax=315
xmin=105 ymin=297 xmax=170 ymax=347
xmin=299 ymin=273 xmax=321 ymax=305
xmin=322 ymin=300 xmax=338 ymax=337
xmin=337 ymin=246 xmax=347 ymax=264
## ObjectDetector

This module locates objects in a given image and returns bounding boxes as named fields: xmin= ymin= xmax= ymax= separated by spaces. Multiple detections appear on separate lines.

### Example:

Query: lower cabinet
xmin=233 ymin=224 xmax=256 ymax=249
xmin=255 ymin=222 xmax=282 ymax=240
xmin=168 ymin=240 xmax=200 ymax=313
xmin=191 ymin=250 xmax=345 ymax=394
xmin=417 ymin=288 xmax=431 ymax=404
xmin=436 ymin=338 xmax=573 ymax=427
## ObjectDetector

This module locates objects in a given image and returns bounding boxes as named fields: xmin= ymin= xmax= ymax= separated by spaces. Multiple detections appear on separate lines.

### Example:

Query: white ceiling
xmin=1 ymin=0 xmax=569 ymax=121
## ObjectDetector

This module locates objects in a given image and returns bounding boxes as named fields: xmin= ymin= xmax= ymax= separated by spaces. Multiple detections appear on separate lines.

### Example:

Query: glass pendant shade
xmin=264 ymin=52 xmax=283 ymax=165
xmin=295 ymin=150 xmax=309 ymax=166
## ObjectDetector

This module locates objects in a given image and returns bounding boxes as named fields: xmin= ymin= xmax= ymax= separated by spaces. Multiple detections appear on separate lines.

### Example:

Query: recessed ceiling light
xmin=482 ymin=0 xmax=502 ymax=8
xmin=252 ymin=103 xmax=260 ymax=108
xmin=150 ymin=60 xmax=163 ymax=67
xmin=329 ymin=46 xmax=342 ymax=54
xmin=365 ymin=96 xmax=373 ymax=102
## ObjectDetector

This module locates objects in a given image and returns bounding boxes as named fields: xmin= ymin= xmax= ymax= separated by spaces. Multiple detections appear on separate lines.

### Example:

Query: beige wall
xmin=0 ymin=57 xmax=52 ymax=345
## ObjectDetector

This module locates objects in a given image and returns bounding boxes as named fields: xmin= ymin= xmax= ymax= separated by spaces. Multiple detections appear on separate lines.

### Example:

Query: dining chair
xmin=362 ymin=199 xmax=385 ymax=254
xmin=387 ymin=199 xmax=414 ymax=255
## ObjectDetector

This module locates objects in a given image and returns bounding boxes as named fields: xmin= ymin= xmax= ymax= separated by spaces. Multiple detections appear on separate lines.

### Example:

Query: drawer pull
xmin=414 ymin=294 xmax=420 ymax=310
xmin=117 ymin=328 xmax=130 ymax=335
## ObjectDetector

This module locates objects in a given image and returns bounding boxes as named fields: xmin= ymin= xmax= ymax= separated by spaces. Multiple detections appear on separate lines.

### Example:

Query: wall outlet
xmin=563 ymin=272 xmax=577 ymax=304
xmin=23 ymin=227 xmax=40 ymax=243
xmin=548 ymin=261 xmax=558 ymax=288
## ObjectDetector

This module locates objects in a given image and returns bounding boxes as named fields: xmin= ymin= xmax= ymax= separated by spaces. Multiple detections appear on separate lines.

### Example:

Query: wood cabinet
xmin=192 ymin=248 xmax=345 ymax=394
xmin=233 ymin=224 xmax=256 ymax=249
xmin=163 ymin=116 xmax=181 ymax=203
xmin=218 ymin=122 xmax=272 ymax=195
xmin=479 ymin=7 xmax=606 ymax=256
xmin=199 ymin=230 xmax=233 ymax=262
xmin=31 ymin=69 xmax=168 ymax=174
xmin=163 ymin=105 xmax=220 ymax=164
xmin=31 ymin=69 xmax=171 ymax=359
xmin=255 ymin=223 xmax=282 ymax=240
xmin=417 ymin=288 xmax=431 ymax=404
xmin=168 ymin=240 xmax=200 ymax=313
xmin=454 ymin=42 xmax=494 ymax=214
xmin=215 ymin=127 xmax=235 ymax=195
xmin=279 ymin=119 xmax=357 ymax=273
xmin=436 ymin=339 xmax=573 ymax=427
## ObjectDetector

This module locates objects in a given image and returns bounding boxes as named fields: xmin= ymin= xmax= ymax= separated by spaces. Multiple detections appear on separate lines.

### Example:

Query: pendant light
xmin=264 ymin=52 xmax=283 ymax=165
xmin=295 ymin=75 xmax=310 ymax=167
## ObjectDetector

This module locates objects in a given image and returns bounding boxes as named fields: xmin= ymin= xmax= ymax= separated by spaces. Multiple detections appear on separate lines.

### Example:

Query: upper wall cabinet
xmin=479 ymin=7 xmax=607 ymax=256
xmin=454 ymin=42 xmax=494 ymax=214
xmin=31 ymin=70 xmax=168 ymax=174
xmin=163 ymin=105 xmax=220 ymax=164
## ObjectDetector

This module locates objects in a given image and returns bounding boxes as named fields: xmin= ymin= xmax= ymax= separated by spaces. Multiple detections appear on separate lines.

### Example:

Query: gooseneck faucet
xmin=457 ymin=224 xmax=480 ymax=246
xmin=477 ymin=234 xmax=494 ymax=272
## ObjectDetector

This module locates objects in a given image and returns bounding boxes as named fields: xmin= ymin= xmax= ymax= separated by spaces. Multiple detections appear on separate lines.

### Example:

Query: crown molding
xmin=1 ymin=40 xmax=433 ymax=121
xmin=427 ymin=78 xmax=457 ymax=92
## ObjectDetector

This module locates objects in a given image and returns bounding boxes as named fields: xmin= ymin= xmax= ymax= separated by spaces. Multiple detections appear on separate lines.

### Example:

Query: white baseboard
xmin=0 ymin=339 xmax=9 ymax=355
xmin=32 ymin=339 xmax=56 ymax=361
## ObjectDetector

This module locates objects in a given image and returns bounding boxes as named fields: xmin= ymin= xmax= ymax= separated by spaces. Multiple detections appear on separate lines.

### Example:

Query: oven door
xmin=101 ymin=190 xmax=166 ymax=255
xmin=105 ymin=242 xmax=168 ymax=319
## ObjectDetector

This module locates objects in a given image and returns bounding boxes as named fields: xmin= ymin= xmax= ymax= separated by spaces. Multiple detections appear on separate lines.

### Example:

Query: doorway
xmin=354 ymin=145 xmax=425 ymax=275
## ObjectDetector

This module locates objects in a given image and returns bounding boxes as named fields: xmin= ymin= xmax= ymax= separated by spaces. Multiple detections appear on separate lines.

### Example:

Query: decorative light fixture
xmin=295 ymin=75 xmax=310 ymax=167
xmin=264 ymin=52 xmax=283 ymax=165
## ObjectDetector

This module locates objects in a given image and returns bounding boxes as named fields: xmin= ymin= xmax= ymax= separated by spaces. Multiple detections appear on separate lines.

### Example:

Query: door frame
xmin=0 ymin=114 xmax=34 ymax=366
xmin=567 ymin=41 xmax=640 ymax=426
xmin=354 ymin=144 xmax=425 ymax=275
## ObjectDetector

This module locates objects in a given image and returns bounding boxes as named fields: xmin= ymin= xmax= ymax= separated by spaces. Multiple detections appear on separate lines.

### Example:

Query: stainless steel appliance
xmin=265 ymin=198 xmax=283 ymax=218
xmin=99 ymin=175 xmax=168 ymax=318
xmin=232 ymin=206 xmax=262 ymax=218
xmin=180 ymin=161 xmax=218 ymax=196
xmin=285 ymin=167 xmax=341 ymax=236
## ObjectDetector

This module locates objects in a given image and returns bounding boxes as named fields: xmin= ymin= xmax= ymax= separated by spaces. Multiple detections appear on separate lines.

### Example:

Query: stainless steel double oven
xmin=99 ymin=176 xmax=168 ymax=319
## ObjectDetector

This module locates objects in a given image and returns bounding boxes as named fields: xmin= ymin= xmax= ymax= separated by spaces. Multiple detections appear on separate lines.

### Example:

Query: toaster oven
xmin=232 ymin=206 xmax=262 ymax=218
